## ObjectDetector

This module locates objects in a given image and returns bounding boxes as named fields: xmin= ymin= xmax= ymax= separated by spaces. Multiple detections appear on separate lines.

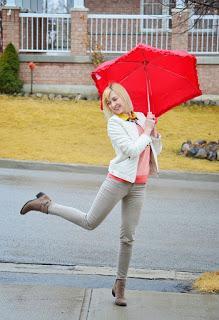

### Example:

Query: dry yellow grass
xmin=193 ymin=271 xmax=219 ymax=293
xmin=0 ymin=95 xmax=218 ymax=172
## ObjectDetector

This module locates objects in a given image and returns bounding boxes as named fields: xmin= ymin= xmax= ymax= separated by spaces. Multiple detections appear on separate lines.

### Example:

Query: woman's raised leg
xmin=48 ymin=178 xmax=129 ymax=230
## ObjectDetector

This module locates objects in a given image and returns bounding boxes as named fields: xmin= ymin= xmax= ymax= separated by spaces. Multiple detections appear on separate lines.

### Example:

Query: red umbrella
xmin=91 ymin=44 xmax=202 ymax=117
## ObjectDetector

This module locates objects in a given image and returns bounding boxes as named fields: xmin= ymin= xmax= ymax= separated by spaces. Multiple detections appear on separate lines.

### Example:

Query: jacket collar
xmin=112 ymin=112 xmax=145 ymax=130
xmin=116 ymin=111 xmax=138 ymax=122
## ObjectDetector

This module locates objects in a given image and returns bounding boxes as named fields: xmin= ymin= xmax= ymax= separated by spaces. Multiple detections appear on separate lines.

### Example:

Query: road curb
xmin=0 ymin=158 xmax=108 ymax=174
xmin=0 ymin=158 xmax=218 ymax=181
xmin=0 ymin=262 xmax=201 ymax=281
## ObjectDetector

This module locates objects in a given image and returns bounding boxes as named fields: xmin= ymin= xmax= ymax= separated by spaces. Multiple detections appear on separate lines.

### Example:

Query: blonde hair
xmin=102 ymin=83 xmax=133 ymax=120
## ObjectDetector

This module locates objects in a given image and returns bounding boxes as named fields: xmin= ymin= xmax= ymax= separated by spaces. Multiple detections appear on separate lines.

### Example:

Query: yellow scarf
xmin=117 ymin=111 xmax=138 ymax=122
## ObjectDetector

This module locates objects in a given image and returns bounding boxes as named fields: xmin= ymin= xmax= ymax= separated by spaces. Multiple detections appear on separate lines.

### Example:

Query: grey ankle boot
xmin=20 ymin=192 xmax=51 ymax=215
xmin=112 ymin=279 xmax=127 ymax=306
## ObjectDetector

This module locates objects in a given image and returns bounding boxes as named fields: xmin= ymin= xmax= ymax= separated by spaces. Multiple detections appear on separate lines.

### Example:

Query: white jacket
xmin=107 ymin=112 xmax=162 ymax=183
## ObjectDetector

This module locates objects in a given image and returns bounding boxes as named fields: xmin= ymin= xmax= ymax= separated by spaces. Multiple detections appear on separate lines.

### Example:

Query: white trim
xmin=176 ymin=0 xmax=185 ymax=9
xmin=162 ymin=0 xmax=170 ymax=16
xmin=88 ymin=14 xmax=170 ymax=19
xmin=190 ymin=14 xmax=219 ymax=32
xmin=73 ymin=0 xmax=85 ymax=8
xmin=16 ymin=0 xmax=22 ymax=7
xmin=189 ymin=15 xmax=219 ymax=54
xmin=140 ymin=0 xmax=144 ymax=16
xmin=88 ymin=14 xmax=172 ymax=53
xmin=19 ymin=13 xmax=71 ymax=53
xmin=20 ymin=13 xmax=71 ymax=18
xmin=6 ymin=0 xmax=16 ymax=6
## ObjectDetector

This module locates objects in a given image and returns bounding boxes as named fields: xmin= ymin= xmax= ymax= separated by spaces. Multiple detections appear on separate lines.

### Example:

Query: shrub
xmin=0 ymin=43 xmax=22 ymax=94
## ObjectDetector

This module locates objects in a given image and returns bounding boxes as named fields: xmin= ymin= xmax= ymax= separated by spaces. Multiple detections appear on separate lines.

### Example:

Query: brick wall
xmin=19 ymin=62 xmax=94 ymax=86
xmin=197 ymin=64 xmax=219 ymax=95
xmin=85 ymin=0 xmax=140 ymax=14
xmin=19 ymin=60 xmax=219 ymax=96
xmin=2 ymin=8 xmax=20 ymax=51
xmin=71 ymin=9 xmax=89 ymax=55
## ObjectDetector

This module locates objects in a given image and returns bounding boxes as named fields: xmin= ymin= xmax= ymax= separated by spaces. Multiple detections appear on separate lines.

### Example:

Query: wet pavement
xmin=0 ymin=166 xmax=218 ymax=272
xmin=0 ymin=162 xmax=219 ymax=319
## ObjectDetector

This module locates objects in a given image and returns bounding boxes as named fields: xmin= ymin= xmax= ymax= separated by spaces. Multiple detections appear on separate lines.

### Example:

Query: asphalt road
xmin=0 ymin=167 xmax=218 ymax=273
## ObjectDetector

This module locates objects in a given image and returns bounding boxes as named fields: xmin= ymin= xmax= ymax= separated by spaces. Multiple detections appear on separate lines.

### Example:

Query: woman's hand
xmin=147 ymin=111 xmax=156 ymax=121
xmin=151 ymin=127 xmax=159 ymax=138
xmin=144 ymin=112 xmax=155 ymax=136
xmin=146 ymin=112 xmax=159 ymax=137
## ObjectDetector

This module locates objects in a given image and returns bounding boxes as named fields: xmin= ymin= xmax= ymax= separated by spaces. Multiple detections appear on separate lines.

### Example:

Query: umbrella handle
xmin=146 ymin=82 xmax=157 ymax=122
xmin=146 ymin=76 xmax=151 ymax=114
xmin=146 ymin=77 xmax=157 ymax=123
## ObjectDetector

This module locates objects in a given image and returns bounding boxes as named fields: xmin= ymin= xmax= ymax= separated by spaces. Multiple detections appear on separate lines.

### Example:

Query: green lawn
xmin=0 ymin=95 xmax=218 ymax=173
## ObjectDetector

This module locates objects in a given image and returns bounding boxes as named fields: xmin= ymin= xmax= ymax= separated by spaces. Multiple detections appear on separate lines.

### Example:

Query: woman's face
xmin=107 ymin=91 xmax=126 ymax=115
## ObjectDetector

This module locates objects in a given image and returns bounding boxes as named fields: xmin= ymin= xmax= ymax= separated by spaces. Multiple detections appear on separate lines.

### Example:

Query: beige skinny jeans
xmin=48 ymin=177 xmax=146 ymax=279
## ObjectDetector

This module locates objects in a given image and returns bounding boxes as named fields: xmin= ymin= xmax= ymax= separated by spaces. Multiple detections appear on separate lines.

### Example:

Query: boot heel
xmin=36 ymin=192 xmax=45 ymax=198
xmin=112 ymin=279 xmax=127 ymax=306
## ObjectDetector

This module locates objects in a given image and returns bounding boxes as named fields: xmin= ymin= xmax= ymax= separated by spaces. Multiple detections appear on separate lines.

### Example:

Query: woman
xmin=20 ymin=83 xmax=162 ymax=307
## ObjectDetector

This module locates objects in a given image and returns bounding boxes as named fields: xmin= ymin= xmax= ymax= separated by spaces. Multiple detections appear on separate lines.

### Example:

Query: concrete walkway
xmin=1 ymin=283 xmax=218 ymax=320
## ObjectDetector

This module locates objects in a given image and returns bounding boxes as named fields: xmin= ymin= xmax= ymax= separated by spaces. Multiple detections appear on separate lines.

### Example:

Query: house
xmin=1 ymin=0 xmax=219 ymax=98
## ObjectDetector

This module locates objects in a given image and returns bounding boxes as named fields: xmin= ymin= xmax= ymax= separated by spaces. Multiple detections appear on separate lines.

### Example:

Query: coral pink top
xmin=108 ymin=123 xmax=150 ymax=184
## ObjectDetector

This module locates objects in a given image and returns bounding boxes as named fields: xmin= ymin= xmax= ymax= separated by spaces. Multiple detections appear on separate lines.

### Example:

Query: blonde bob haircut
xmin=102 ymin=83 xmax=134 ymax=120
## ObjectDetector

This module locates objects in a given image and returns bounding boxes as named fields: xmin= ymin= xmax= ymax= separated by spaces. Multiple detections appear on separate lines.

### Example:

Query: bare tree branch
xmin=0 ymin=0 xmax=7 ymax=6
xmin=156 ymin=0 xmax=218 ymax=33
xmin=191 ymin=1 xmax=219 ymax=10
xmin=158 ymin=0 xmax=219 ymax=12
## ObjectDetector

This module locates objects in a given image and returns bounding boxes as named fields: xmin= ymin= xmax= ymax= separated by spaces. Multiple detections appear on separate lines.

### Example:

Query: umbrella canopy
xmin=91 ymin=44 xmax=202 ymax=117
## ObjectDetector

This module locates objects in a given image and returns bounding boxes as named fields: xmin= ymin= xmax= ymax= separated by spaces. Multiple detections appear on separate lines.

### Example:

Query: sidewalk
xmin=1 ymin=283 xmax=219 ymax=320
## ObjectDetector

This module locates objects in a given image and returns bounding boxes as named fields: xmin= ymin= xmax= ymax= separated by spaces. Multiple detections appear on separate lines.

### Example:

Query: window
xmin=15 ymin=0 xmax=44 ymax=12
xmin=140 ymin=1 xmax=175 ymax=31
xmin=141 ymin=0 xmax=175 ymax=16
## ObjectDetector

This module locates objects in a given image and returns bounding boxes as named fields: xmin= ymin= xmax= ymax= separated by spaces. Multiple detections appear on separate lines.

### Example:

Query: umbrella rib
xmin=115 ymin=60 xmax=151 ymax=113
xmin=149 ymin=62 xmax=198 ymax=90
xmin=117 ymin=63 xmax=144 ymax=84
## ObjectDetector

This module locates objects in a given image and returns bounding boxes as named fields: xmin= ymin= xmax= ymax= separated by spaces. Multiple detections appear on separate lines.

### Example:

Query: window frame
xmin=140 ymin=0 xmax=171 ymax=32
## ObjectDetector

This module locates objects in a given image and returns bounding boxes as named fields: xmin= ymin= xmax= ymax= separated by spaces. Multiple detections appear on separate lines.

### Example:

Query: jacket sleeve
xmin=107 ymin=118 xmax=152 ymax=158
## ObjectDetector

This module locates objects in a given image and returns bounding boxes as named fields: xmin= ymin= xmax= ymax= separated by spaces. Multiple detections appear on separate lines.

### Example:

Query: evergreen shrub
xmin=0 ymin=43 xmax=22 ymax=94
